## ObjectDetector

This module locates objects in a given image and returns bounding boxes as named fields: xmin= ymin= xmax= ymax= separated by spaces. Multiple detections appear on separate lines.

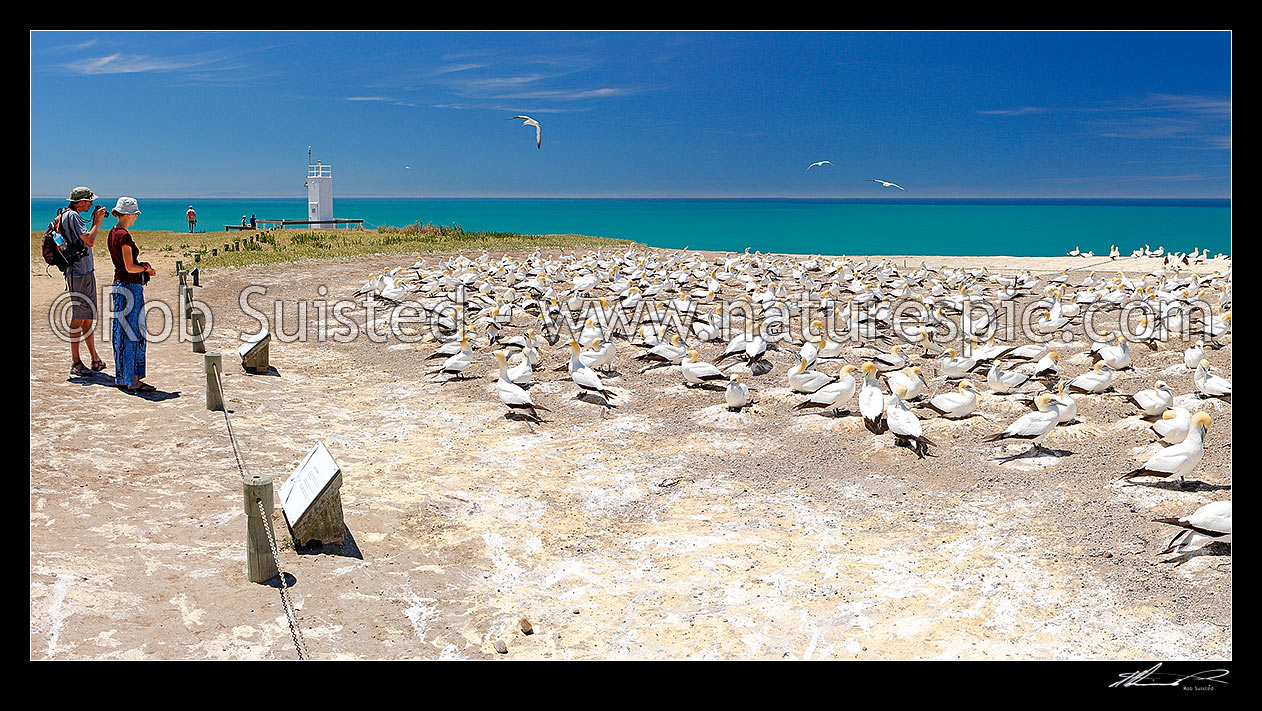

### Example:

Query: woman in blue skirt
xmin=107 ymin=197 xmax=157 ymax=393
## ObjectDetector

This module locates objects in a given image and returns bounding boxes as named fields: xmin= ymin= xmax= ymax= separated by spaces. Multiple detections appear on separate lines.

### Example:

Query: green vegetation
xmin=30 ymin=221 xmax=636 ymax=273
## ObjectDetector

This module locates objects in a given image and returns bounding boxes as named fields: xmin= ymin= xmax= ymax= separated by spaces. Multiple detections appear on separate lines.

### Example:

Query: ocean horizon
xmin=30 ymin=197 xmax=1231 ymax=258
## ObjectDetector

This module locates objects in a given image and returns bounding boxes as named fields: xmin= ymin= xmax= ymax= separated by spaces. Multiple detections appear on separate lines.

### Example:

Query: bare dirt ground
xmin=30 ymin=249 xmax=1231 ymax=660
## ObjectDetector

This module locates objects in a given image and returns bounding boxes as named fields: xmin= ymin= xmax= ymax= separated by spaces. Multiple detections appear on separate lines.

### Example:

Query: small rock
xmin=520 ymin=618 xmax=534 ymax=635
xmin=493 ymin=639 xmax=508 ymax=654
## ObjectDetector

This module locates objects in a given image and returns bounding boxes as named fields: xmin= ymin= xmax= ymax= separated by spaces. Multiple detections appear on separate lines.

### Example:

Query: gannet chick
xmin=1119 ymin=412 xmax=1212 ymax=486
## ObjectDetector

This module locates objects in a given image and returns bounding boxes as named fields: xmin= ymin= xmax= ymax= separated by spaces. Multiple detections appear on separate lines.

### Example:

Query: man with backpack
xmin=56 ymin=186 xmax=109 ymax=376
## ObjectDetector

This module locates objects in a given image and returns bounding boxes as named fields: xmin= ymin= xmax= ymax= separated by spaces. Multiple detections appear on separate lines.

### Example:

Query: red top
xmin=108 ymin=226 xmax=146 ymax=285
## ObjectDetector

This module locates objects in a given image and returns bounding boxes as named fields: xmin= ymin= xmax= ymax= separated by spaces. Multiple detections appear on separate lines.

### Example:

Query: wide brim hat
xmin=67 ymin=186 xmax=98 ymax=202
xmin=112 ymin=196 xmax=141 ymax=215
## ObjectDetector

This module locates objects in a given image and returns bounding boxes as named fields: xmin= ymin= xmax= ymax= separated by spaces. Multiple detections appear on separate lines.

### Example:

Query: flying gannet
xmin=508 ymin=115 xmax=542 ymax=148
xmin=871 ymin=179 xmax=906 ymax=191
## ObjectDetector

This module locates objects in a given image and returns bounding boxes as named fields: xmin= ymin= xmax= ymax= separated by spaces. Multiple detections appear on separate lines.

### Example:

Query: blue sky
xmin=30 ymin=31 xmax=1231 ymax=199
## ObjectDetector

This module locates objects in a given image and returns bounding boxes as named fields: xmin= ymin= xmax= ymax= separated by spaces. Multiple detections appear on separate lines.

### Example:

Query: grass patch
xmin=31 ymin=223 xmax=636 ymax=273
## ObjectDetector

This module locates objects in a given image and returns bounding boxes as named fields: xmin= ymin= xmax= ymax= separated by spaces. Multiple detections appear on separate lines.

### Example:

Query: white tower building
xmin=307 ymin=160 xmax=333 ymax=227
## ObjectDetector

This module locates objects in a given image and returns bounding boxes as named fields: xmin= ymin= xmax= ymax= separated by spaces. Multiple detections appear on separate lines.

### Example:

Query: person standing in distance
xmin=186 ymin=205 xmax=197 ymax=233
xmin=61 ymin=186 xmax=109 ymax=377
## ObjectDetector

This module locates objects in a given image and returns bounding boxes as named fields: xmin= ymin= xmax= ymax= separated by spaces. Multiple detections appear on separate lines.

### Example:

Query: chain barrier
xmin=211 ymin=361 xmax=309 ymax=660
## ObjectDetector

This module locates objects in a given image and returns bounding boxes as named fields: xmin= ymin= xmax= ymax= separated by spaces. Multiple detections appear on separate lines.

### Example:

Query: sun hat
xmin=67 ymin=186 xmax=98 ymax=202
xmin=112 ymin=197 xmax=141 ymax=215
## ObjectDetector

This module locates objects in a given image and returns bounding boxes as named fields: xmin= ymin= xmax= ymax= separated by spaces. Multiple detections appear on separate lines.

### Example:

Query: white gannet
xmin=787 ymin=357 xmax=837 ymax=393
xmin=579 ymin=337 xmax=616 ymax=373
xmin=871 ymin=344 xmax=906 ymax=372
xmin=508 ymin=114 xmax=542 ymax=148
xmin=1066 ymin=362 xmax=1115 ymax=394
xmin=681 ymin=349 xmax=728 ymax=386
xmin=1152 ymin=407 xmax=1191 ymax=444
xmin=494 ymin=351 xmax=548 ymax=421
xmin=568 ymin=340 xmax=615 ymax=406
xmin=885 ymin=366 xmax=928 ymax=400
xmin=917 ymin=380 xmax=980 ymax=419
xmin=725 ymin=374 xmax=751 ymax=411
xmin=983 ymin=392 xmax=1061 ymax=455
xmin=805 ymin=160 xmax=833 ymax=172
xmin=870 ymin=179 xmax=907 ymax=191
xmin=1153 ymin=500 xmax=1231 ymax=554
xmin=886 ymin=384 xmax=934 ymax=458
xmin=987 ymin=360 xmax=1031 ymax=394
xmin=858 ymin=362 xmax=886 ymax=432
xmin=1090 ymin=331 xmax=1132 ymax=370
xmin=1130 ymin=380 xmax=1175 ymax=417
xmin=431 ymin=336 xmax=473 ymax=381
xmin=1194 ymin=359 xmax=1232 ymax=399
xmin=1183 ymin=339 xmax=1206 ymax=370
xmin=1119 ymin=411 xmax=1212 ymax=486
xmin=792 ymin=364 xmax=858 ymax=416
xmin=939 ymin=347 xmax=979 ymax=379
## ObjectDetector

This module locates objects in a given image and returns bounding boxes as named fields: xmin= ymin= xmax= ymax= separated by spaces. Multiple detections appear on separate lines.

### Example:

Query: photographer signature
xmin=1110 ymin=663 xmax=1229 ymax=688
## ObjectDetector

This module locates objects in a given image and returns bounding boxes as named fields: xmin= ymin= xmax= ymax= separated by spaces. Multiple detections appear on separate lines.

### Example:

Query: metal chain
xmin=209 ymin=360 xmax=308 ymax=660
xmin=258 ymin=498 xmax=309 ymax=660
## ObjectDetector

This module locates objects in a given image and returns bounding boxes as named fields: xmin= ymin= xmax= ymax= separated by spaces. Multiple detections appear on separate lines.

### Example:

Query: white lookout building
xmin=306 ymin=160 xmax=333 ymax=227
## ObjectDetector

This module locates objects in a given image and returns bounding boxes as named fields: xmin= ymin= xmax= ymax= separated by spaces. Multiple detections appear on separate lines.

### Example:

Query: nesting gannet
xmin=1066 ymin=361 xmax=1115 ymax=394
xmin=886 ymin=385 xmax=935 ymax=458
xmin=1152 ymin=407 xmax=1191 ymax=444
xmin=872 ymin=344 xmax=906 ymax=372
xmin=681 ymin=350 xmax=728 ymax=386
xmin=579 ymin=337 xmax=616 ymax=373
xmin=1031 ymin=351 xmax=1060 ymax=381
xmin=1184 ymin=339 xmax=1206 ymax=370
xmin=567 ymin=340 xmax=615 ymax=405
xmin=886 ymin=366 xmax=928 ymax=400
xmin=987 ymin=360 xmax=1031 ymax=394
xmin=1194 ymin=359 xmax=1232 ymax=399
xmin=508 ymin=115 xmax=542 ymax=148
xmin=1154 ymin=500 xmax=1231 ymax=554
xmin=1130 ymin=381 xmax=1175 ymax=417
xmin=1119 ymin=411 xmax=1212 ymax=486
xmin=983 ymin=392 xmax=1061 ymax=455
xmin=858 ymin=362 xmax=886 ymax=432
xmin=787 ymin=357 xmax=837 ymax=394
xmin=793 ymin=364 xmax=857 ymax=416
xmin=494 ymin=351 xmax=548 ymax=421
xmin=1090 ymin=331 xmax=1132 ymax=370
xmin=725 ymin=374 xmax=751 ymax=411
xmin=917 ymin=380 xmax=980 ymax=419
xmin=939 ymin=347 xmax=979 ymax=379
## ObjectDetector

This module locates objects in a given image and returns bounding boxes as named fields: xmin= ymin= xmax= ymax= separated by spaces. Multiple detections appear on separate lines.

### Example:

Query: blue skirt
xmin=111 ymin=282 xmax=146 ymax=386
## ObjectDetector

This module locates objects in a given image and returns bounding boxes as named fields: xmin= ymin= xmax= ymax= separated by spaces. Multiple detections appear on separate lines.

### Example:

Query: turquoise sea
xmin=30 ymin=198 xmax=1231 ymax=258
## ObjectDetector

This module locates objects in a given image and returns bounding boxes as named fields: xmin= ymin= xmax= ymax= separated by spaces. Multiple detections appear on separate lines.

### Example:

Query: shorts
xmin=64 ymin=270 xmax=98 ymax=321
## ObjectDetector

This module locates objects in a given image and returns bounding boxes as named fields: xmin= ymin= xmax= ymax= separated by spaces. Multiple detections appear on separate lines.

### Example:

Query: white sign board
xmin=239 ymin=329 xmax=270 ymax=359
xmin=280 ymin=441 xmax=341 ymax=526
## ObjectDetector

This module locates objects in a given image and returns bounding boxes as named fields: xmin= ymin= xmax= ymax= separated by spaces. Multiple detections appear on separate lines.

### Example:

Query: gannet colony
xmin=353 ymin=246 xmax=1232 ymax=556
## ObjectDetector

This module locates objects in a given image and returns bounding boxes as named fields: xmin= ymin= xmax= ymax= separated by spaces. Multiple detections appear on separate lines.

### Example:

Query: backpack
xmin=41 ymin=207 xmax=90 ymax=272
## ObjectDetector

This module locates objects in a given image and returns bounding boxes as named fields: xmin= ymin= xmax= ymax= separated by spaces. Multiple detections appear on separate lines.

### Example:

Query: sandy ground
xmin=29 ymin=248 xmax=1231 ymax=660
